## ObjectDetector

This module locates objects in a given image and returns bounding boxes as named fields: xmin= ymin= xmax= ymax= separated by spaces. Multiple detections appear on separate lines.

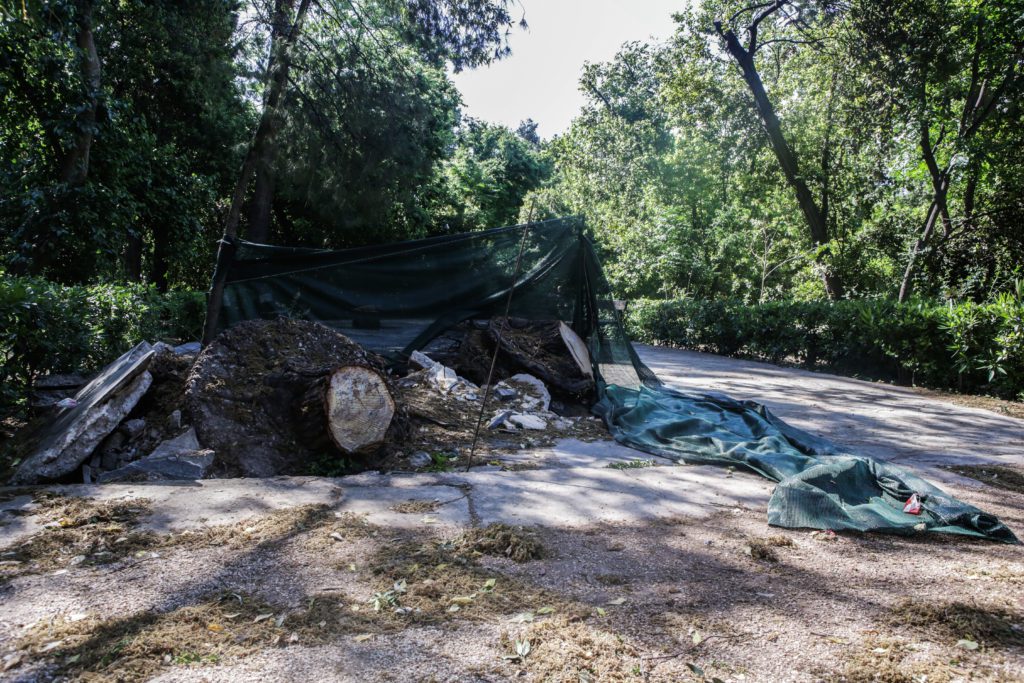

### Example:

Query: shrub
xmin=0 ymin=275 xmax=205 ymax=418
xmin=625 ymin=293 xmax=1024 ymax=400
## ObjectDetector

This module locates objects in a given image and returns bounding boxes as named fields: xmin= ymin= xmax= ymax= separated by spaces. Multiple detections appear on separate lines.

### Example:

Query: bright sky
xmin=451 ymin=0 xmax=687 ymax=139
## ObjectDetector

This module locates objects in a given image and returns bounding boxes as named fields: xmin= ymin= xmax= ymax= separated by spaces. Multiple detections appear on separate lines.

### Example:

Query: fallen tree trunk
xmin=187 ymin=318 xmax=397 ymax=476
xmin=295 ymin=365 xmax=395 ymax=455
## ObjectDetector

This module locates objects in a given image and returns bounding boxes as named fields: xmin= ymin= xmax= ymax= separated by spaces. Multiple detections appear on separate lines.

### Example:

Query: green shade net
xmin=209 ymin=217 xmax=1016 ymax=543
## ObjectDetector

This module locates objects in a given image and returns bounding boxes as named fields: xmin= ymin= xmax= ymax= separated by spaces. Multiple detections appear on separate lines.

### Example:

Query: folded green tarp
xmin=595 ymin=384 xmax=1018 ymax=543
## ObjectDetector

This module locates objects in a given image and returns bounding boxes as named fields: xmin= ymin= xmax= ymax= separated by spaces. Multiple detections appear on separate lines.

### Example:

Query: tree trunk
xmin=125 ymin=233 xmax=143 ymax=282
xmin=247 ymin=154 xmax=277 ymax=243
xmin=188 ymin=318 xmax=398 ymax=476
xmin=898 ymin=123 xmax=952 ymax=302
xmin=716 ymin=24 xmax=844 ymax=299
xmin=151 ymin=222 xmax=170 ymax=292
xmin=203 ymin=0 xmax=312 ymax=345
xmin=296 ymin=366 xmax=396 ymax=455
xmin=59 ymin=0 xmax=101 ymax=186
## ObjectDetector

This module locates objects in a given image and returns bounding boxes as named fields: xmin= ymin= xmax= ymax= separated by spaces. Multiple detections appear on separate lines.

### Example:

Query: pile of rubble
xmin=392 ymin=350 xmax=606 ymax=468
xmin=7 ymin=317 xmax=607 ymax=485
xmin=10 ymin=341 xmax=210 ymax=485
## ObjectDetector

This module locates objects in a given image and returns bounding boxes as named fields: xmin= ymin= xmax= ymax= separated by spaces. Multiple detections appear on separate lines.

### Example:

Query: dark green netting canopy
xmin=206 ymin=217 xmax=1017 ymax=543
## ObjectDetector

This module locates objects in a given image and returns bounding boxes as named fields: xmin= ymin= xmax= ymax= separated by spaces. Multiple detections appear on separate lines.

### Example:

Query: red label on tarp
xmin=904 ymin=493 xmax=922 ymax=515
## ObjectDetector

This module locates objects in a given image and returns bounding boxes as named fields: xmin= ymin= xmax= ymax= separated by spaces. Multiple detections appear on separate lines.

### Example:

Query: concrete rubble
xmin=10 ymin=343 xmax=156 ymax=485
xmin=7 ymin=319 xmax=605 ymax=485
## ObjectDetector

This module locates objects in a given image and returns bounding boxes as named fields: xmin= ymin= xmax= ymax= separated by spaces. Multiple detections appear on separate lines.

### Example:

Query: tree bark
xmin=203 ymin=0 xmax=312 ymax=345
xmin=246 ymin=154 xmax=277 ymax=243
xmin=151 ymin=222 xmax=170 ymax=291
xmin=715 ymin=22 xmax=843 ymax=299
xmin=897 ymin=195 xmax=944 ymax=303
xmin=58 ymin=0 xmax=101 ymax=186
xmin=296 ymin=366 xmax=396 ymax=455
xmin=898 ymin=121 xmax=952 ymax=302
xmin=125 ymin=233 xmax=143 ymax=282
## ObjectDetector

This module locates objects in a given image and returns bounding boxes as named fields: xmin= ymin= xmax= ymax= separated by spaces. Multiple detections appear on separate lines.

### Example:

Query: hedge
xmin=624 ymin=294 xmax=1024 ymax=400
xmin=1 ymin=276 xmax=205 ymax=418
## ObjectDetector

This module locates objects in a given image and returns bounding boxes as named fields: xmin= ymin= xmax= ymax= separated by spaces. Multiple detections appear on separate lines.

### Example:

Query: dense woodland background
xmin=1 ymin=0 xmax=1023 ymax=413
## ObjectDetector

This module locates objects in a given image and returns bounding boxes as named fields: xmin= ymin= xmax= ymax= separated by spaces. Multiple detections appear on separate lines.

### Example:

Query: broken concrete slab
xmin=493 ymin=386 xmax=517 ymax=402
xmin=11 ymin=343 xmax=156 ymax=485
xmin=146 ymin=427 xmax=200 ymax=460
xmin=95 ymin=429 xmax=211 ymax=483
xmin=508 ymin=413 xmax=547 ymax=430
xmin=487 ymin=410 xmax=513 ymax=429
xmin=172 ymin=341 xmax=201 ymax=355
xmin=496 ymin=373 xmax=550 ymax=412
xmin=98 ymin=449 xmax=215 ymax=483
xmin=11 ymin=342 xmax=156 ymax=485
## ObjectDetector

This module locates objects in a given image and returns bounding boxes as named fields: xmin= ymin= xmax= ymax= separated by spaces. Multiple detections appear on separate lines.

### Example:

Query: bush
xmin=0 ymin=276 xmax=205 ymax=418
xmin=625 ymin=292 xmax=1024 ymax=400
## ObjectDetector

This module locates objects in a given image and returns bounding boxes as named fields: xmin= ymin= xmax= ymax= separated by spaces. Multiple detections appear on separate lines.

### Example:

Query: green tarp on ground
xmin=207 ymin=217 xmax=1017 ymax=543
xmin=595 ymin=385 xmax=1017 ymax=542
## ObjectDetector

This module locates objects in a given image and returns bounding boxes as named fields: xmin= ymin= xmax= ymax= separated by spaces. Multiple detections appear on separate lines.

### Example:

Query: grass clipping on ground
xmin=828 ymin=598 xmax=1024 ymax=683
xmin=2 ymin=495 xmax=157 ymax=578
xmin=1 ymin=494 xmax=335 ymax=583
xmin=15 ymin=593 xmax=283 ymax=679
xmin=501 ymin=616 xmax=642 ymax=682
xmin=946 ymin=464 xmax=1024 ymax=495
xmin=746 ymin=534 xmax=795 ymax=562
xmin=457 ymin=523 xmax=545 ymax=562
xmin=361 ymin=524 xmax=570 ymax=627
xmin=888 ymin=598 xmax=1024 ymax=649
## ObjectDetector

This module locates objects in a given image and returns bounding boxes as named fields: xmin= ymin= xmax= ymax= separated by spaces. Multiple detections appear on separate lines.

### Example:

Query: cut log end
xmin=324 ymin=365 xmax=395 ymax=455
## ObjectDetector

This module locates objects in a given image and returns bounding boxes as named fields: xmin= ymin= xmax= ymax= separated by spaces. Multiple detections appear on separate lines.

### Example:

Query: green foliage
xmin=270 ymin=19 xmax=463 ymax=246
xmin=0 ymin=0 xmax=248 ymax=287
xmin=432 ymin=118 xmax=551 ymax=233
xmin=424 ymin=451 xmax=456 ymax=472
xmin=534 ymin=0 xmax=1023 ymax=304
xmin=0 ymin=275 xmax=204 ymax=418
xmin=605 ymin=459 xmax=657 ymax=470
xmin=626 ymin=293 xmax=1024 ymax=399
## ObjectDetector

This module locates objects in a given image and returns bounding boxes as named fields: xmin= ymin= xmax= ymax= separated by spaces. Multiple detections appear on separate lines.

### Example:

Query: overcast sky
xmin=450 ymin=0 xmax=686 ymax=139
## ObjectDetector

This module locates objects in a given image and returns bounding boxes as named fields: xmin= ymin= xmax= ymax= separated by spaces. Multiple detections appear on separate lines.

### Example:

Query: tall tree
xmin=433 ymin=117 xmax=551 ymax=232
xmin=0 ymin=0 xmax=248 ymax=286
xmin=58 ymin=0 xmax=101 ymax=186
xmin=849 ymin=0 xmax=1024 ymax=301
xmin=203 ymin=0 xmax=526 ymax=342
xmin=713 ymin=0 xmax=844 ymax=298
xmin=225 ymin=0 xmax=313 ymax=244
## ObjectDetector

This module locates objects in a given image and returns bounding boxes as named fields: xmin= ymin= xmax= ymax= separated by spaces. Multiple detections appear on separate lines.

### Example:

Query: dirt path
xmin=1 ymin=345 xmax=1022 ymax=682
